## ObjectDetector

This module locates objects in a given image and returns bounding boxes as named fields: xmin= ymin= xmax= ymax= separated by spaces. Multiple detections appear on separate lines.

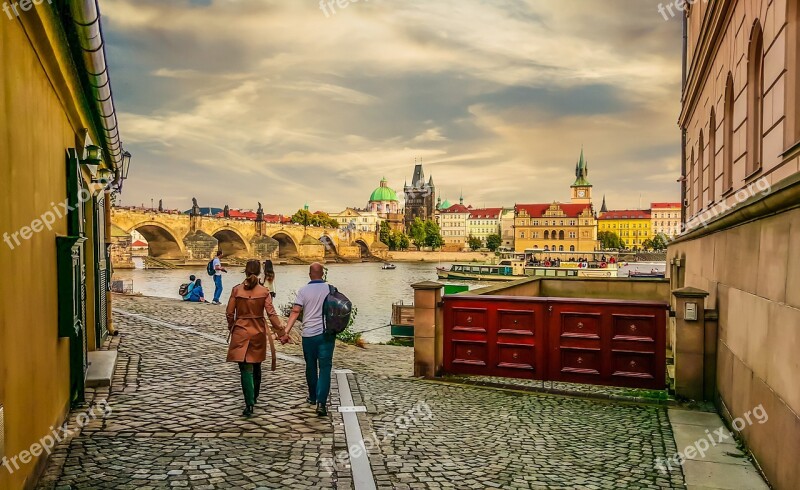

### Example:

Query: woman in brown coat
xmin=226 ymin=260 xmax=285 ymax=416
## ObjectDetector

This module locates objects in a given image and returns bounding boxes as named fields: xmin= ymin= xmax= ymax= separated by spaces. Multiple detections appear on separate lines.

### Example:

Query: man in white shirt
xmin=212 ymin=250 xmax=227 ymax=304
xmin=283 ymin=263 xmax=334 ymax=416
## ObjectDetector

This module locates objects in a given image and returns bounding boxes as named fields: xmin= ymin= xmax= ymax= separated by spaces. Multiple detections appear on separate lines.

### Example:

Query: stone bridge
xmin=111 ymin=208 xmax=387 ymax=264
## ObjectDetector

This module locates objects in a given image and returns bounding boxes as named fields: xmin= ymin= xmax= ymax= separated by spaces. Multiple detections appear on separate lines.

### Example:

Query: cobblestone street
xmin=37 ymin=295 xmax=686 ymax=489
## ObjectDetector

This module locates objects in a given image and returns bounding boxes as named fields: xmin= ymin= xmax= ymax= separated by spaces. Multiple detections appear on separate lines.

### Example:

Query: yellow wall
xmin=598 ymin=218 xmax=652 ymax=248
xmin=0 ymin=8 xmax=107 ymax=489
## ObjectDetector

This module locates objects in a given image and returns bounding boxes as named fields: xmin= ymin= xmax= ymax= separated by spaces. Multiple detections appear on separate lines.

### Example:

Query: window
xmin=533 ymin=220 xmax=539 ymax=226
xmin=723 ymin=72 xmax=734 ymax=192
xmin=544 ymin=230 xmax=550 ymax=239
xmin=570 ymin=245 xmax=575 ymax=252
xmin=747 ymin=21 xmax=764 ymax=175
xmin=709 ymin=108 xmax=716 ymax=203
xmin=558 ymin=230 xmax=565 ymax=240
xmin=519 ymin=232 xmax=525 ymax=239
xmin=698 ymin=131 xmax=705 ymax=211
xmin=569 ymin=232 xmax=576 ymax=239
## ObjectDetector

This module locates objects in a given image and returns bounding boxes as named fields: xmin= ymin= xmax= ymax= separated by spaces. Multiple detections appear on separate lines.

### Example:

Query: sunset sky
xmin=105 ymin=0 xmax=684 ymax=214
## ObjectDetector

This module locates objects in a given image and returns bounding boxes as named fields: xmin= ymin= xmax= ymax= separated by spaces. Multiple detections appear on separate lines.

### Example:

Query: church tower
xmin=570 ymin=148 xmax=592 ymax=204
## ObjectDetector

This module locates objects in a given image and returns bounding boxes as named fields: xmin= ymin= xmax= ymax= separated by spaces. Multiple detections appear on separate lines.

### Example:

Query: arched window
xmin=698 ymin=130 xmax=704 ymax=211
xmin=747 ymin=21 xmax=764 ymax=175
xmin=552 ymin=230 xmax=557 ymax=239
xmin=559 ymin=230 xmax=565 ymax=240
xmin=709 ymin=108 xmax=716 ymax=202
xmin=723 ymin=73 xmax=735 ymax=192
xmin=689 ymin=147 xmax=695 ymax=216
xmin=559 ymin=245 xmax=564 ymax=251
xmin=544 ymin=230 xmax=550 ymax=240
xmin=569 ymin=245 xmax=575 ymax=251
xmin=544 ymin=245 xmax=549 ymax=251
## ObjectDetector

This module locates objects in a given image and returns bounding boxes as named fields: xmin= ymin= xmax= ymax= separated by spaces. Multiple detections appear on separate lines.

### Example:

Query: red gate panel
xmin=442 ymin=295 xmax=667 ymax=390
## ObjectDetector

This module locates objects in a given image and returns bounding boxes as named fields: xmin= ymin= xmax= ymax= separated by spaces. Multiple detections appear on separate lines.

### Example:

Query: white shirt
xmin=212 ymin=257 xmax=222 ymax=276
xmin=294 ymin=280 xmax=329 ymax=337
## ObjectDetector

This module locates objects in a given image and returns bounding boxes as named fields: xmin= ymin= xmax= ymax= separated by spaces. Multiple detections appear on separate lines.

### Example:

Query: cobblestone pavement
xmin=38 ymin=295 xmax=686 ymax=489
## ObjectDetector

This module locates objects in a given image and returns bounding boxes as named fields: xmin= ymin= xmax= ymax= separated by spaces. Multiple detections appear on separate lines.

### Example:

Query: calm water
xmin=114 ymin=261 xmax=476 ymax=343
xmin=113 ymin=260 xmax=665 ymax=342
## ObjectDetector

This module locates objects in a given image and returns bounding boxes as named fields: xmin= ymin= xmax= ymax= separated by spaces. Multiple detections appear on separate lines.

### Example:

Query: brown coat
xmin=225 ymin=283 xmax=284 ymax=369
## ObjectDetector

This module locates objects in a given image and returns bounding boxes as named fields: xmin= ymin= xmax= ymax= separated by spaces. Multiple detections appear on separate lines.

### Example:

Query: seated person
xmin=182 ymin=274 xmax=197 ymax=301
xmin=187 ymin=279 xmax=207 ymax=303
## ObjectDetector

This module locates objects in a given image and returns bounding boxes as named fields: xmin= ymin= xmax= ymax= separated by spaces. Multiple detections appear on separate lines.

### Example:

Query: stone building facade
xmin=669 ymin=2 xmax=800 ymax=488
xmin=404 ymin=164 xmax=436 ymax=229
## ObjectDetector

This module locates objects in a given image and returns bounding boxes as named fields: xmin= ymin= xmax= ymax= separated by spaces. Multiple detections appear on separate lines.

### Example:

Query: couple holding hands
xmin=225 ymin=260 xmax=335 ymax=417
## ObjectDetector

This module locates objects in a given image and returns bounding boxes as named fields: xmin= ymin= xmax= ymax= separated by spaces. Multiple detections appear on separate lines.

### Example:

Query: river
xmin=113 ymin=260 xmax=665 ymax=343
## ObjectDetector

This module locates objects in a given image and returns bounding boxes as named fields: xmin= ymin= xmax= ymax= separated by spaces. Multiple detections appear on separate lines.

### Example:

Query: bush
xmin=336 ymin=305 xmax=364 ymax=347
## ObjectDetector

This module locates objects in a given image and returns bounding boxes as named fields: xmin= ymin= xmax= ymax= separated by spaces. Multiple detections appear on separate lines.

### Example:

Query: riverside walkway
xmin=37 ymin=295 xmax=689 ymax=489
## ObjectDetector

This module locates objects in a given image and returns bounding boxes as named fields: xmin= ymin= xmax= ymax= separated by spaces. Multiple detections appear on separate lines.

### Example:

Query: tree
xmin=467 ymin=235 xmax=482 ymax=251
xmin=598 ymin=231 xmax=623 ymax=250
xmin=651 ymin=233 xmax=668 ymax=251
xmin=409 ymin=218 xmax=426 ymax=250
xmin=379 ymin=221 xmax=392 ymax=246
xmin=486 ymin=234 xmax=502 ymax=252
xmin=291 ymin=209 xmax=314 ymax=231
xmin=309 ymin=211 xmax=339 ymax=228
xmin=641 ymin=239 xmax=654 ymax=251
xmin=423 ymin=219 xmax=443 ymax=250
xmin=394 ymin=231 xmax=410 ymax=250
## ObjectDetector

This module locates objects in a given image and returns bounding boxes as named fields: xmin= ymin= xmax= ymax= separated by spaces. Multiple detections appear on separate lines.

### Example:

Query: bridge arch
xmin=125 ymin=221 xmax=185 ymax=259
xmin=319 ymin=234 xmax=338 ymax=258
xmin=271 ymin=231 xmax=299 ymax=259
xmin=354 ymin=239 xmax=371 ymax=259
xmin=211 ymin=226 xmax=251 ymax=258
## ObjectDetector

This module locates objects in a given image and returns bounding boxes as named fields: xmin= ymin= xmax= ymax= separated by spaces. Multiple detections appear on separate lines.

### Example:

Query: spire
xmin=459 ymin=189 xmax=464 ymax=205
xmin=600 ymin=194 xmax=608 ymax=213
xmin=571 ymin=147 xmax=592 ymax=187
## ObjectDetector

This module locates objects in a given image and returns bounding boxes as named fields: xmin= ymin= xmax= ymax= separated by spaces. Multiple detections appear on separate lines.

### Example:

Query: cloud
xmin=103 ymin=0 xmax=682 ymax=214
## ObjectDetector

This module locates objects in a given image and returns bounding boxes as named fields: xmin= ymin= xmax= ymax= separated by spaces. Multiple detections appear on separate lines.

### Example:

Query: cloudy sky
xmin=104 ymin=0 xmax=683 ymax=214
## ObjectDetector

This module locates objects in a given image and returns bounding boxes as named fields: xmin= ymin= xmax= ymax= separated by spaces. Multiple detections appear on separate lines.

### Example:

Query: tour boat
xmin=628 ymin=270 xmax=666 ymax=278
xmin=437 ymin=250 xmax=621 ymax=281
xmin=381 ymin=263 xmax=396 ymax=270
xmin=436 ymin=259 xmax=525 ymax=281
xmin=520 ymin=249 xmax=620 ymax=278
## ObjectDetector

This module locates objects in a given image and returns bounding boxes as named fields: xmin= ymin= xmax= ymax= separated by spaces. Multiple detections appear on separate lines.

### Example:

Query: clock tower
xmin=570 ymin=148 xmax=592 ymax=204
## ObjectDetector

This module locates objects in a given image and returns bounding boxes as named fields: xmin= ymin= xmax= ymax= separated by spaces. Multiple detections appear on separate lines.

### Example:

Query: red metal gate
xmin=442 ymin=295 xmax=668 ymax=389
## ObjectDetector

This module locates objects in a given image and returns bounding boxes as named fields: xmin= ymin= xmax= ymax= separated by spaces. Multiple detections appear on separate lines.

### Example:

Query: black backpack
xmin=322 ymin=285 xmax=352 ymax=335
xmin=178 ymin=283 xmax=190 ymax=296
xmin=207 ymin=260 xmax=216 ymax=276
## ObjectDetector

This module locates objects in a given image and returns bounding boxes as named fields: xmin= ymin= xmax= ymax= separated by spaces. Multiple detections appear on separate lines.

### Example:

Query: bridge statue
xmin=256 ymin=202 xmax=264 ymax=222
xmin=223 ymin=205 xmax=230 ymax=218
xmin=190 ymin=197 xmax=200 ymax=217
xmin=158 ymin=199 xmax=163 ymax=212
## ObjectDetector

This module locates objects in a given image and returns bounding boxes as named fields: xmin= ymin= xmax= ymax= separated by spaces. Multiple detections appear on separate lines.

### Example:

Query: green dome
xmin=439 ymin=199 xmax=451 ymax=210
xmin=369 ymin=178 xmax=398 ymax=202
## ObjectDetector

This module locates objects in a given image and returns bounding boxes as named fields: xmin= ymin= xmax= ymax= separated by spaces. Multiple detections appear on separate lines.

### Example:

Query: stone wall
xmin=388 ymin=250 xmax=495 ymax=263
xmin=668 ymin=204 xmax=800 ymax=489
xmin=183 ymin=230 xmax=218 ymax=262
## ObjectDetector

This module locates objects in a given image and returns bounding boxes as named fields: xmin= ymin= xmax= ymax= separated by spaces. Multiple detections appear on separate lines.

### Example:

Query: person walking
xmin=225 ymin=260 xmax=285 ymax=417
xmin=282 ymin=263 xmax=334 ymax=417
xmin=261 ymin=259 xmax=276 ymax=298
xmin=212 ymin=250 xmax=227 ymax=305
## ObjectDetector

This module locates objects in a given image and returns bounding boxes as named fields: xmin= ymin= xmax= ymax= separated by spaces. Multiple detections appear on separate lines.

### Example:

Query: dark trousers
xmin=238 ymin=362 xmax=262 ymax=406
xmin=302 ymin=334 xmax=335 ymax=405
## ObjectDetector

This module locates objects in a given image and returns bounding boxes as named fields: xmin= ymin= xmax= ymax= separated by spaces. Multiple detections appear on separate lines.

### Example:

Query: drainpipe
xmin=69 ymin=0 xmax=125 ymax=189
xmin=680 ymin=11 xmax=688 ymax=228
